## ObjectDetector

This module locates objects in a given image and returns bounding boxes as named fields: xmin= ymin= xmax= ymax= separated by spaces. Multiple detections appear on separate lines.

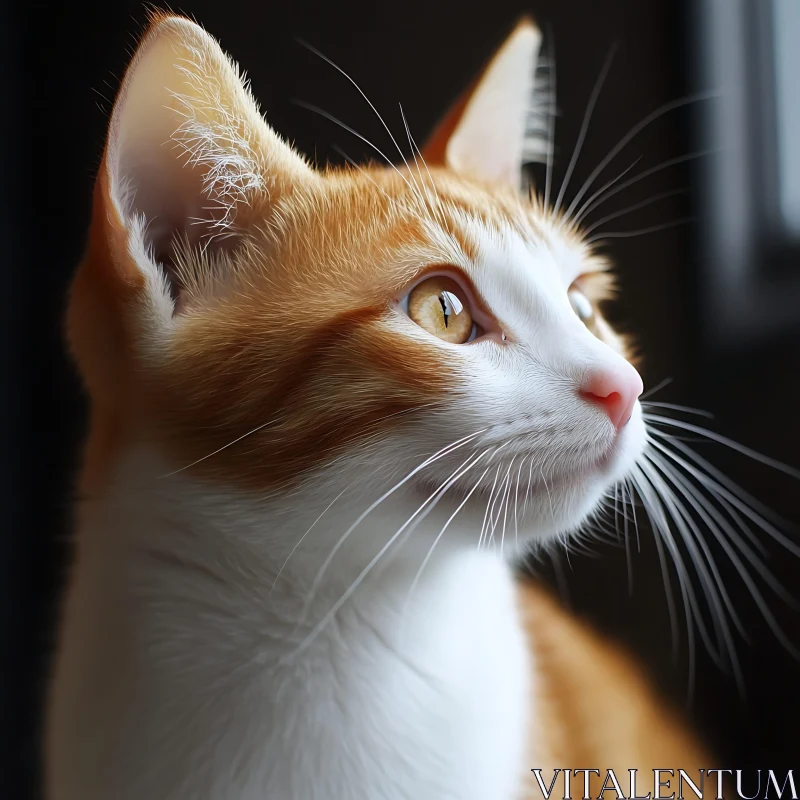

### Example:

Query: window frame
xmin=690 ymin=0 xmax=800 ymax=352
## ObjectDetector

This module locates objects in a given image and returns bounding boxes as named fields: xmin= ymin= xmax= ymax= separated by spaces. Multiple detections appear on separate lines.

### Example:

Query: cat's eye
xmin=568 ymin=284 xmax=596 ymax=328
xmin=407 ymin=276 xmax=476 ymax=344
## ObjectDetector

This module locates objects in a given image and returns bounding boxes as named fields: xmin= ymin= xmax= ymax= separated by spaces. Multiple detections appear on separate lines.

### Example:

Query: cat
xmin=46 ymin=11 xmax=713 ymax=800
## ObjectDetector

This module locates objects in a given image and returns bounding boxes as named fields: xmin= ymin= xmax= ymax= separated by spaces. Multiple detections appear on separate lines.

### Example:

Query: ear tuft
xmin=102 ymin=14 xmax=314 ymax=311
xmin=423 ymin=18 xmax=548 ymax=188
xmin=168 ymin=53 xmax=265 ymax=231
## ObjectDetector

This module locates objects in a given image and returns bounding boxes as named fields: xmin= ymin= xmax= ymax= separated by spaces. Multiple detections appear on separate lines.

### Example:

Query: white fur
xmin=392 ymin=215 xmax=647 ymax=534
xmin=48 ymin=446 xmax=531 ymax=800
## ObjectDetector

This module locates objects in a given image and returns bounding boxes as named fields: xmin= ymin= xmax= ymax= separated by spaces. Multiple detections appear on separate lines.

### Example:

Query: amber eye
xmin=568 ymin=284 xmax=596 ymax=328
xmin=407 ymin=276 xmax=475 ymax=344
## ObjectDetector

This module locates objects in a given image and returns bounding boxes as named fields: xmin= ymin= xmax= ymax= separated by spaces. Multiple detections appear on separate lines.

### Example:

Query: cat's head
xmin=70 ymin=13 xmax=645 ymax=541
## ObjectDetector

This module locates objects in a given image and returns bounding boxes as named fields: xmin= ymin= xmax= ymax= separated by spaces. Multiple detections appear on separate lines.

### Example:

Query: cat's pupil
xmin=438 ymin=290 xmax=464 ymax=329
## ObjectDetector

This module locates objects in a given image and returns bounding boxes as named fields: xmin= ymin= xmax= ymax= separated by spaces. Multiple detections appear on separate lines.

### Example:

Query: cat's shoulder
xmin=515 ymin=577 xmax=710 ymax=793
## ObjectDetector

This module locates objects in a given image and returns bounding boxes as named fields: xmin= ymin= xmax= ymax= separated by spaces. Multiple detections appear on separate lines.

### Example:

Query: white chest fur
xmin=47 ymin=450 xmax=533 ymax=800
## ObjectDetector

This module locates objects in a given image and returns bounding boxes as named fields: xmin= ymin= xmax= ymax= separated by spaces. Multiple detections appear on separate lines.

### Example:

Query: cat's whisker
xmin=646 ymin=454 xmax=800 ymax=691
xmin=627 ymin=477 xmax=642 ymax=552
xmin=400 ymin=104 xmax=437 ymax=188
xmin=549 ymin=546 xmax=572 ymax=607
xmin=499 ymin=457 xmax=518 ymax=556
xmin=372 ymin=449 xmax=490 ymax=585
xmin=398 ymin=105 xmax=429 ymax=186
xmin=294 ymin=429 xmax=486 ymax=631
xmin=647 ymin=433 xmax=800 ymax=583
xmin=644 ymin=453 xmax=750 ymax=645
xmin=620 ymin=479 xmax=634 ymax=594
xmin=297 ymin=41 xmax=425 ymax=203
xmin=585 ymin=216 xmax=695 ymax=245
xmin=647 ymin=446 xmax=800 ymax=657
xmin=332 ymin=145 xmax=395 ymax=202
xmin=637 ymin=458 xmax=746 ymax=694
xmin=599 ymin=491 xmax=638 ymax=527
xmin=641 ymin=401 xmax=715 ymax=419
xmin=581 ymin=188 xmax=688 ymax=237
xmin=486 ymin=464 xmax=509 ymax=549
xmin=391 ymin=104 xmax=429 ymax=210
xmin=522 ymin=457 xmax=535 ymax=517
xmin=566 ymin=508 xmax=610 ymax=554
xmin=553 ymin=44 xmax=617 ymax=215
xmin=638 ymin=459 xmax=732 ymax=651
xmin=513 ymin=456 xmax=527 ymax=550
xmin=646 ymin=429 xmax=773 ymax=558
xmin=704 ymin=484 xmax=771 ymax=559
xmin=665 ymin=452 xmax=798 ymax=558
xmin=292 ymin=100 xmax=417 ymax=195
xmin=639 ymin=376 xmax=674 ymax=401
xmin=631 ymin=465 xmax=704 ymax=707
xmin=629 ymin=465 xmax=699 ymax=672
xmin=644 ymin=413 xmax=800 ymax=482
xmin=157 ymin=417 xmax=281 ymax=478
xmin=561 ymin=533 xmax=576 ymax=572
xmin=493 ymin=456 xmax=514 ymax=553
xmin=404 ymin=451 xmax=494 ymax=613
xmin=282 ymin=404 xmax=449 ymax=504
xmin=572 ymin=149 xmax=714 ymax=225
xmin=565 ymin=92 xmax=718 ymax=220
xmin=540 ymin=466 xmax=556 ymax=525
xmin=319 ymin=402 xmax=449 ymax=466
xmin=478 ymin=460 xmax=505 ymax=551
xmin=495 ymin=456 xmax=518 ymax=550
xmin=598 ymin=491 xmax=629 ymax=542
xmin=569 ymin=158 xmax=642 ymax=222
xmin=290 ymin=443 xmax=487 ymax=662
xmin=645 ymin=417 xmax=800 ymax=550
xmin=399 ymin=103 xmax=447 ymax=228
xmin=269 ymin=485 xmax=351 ymax=596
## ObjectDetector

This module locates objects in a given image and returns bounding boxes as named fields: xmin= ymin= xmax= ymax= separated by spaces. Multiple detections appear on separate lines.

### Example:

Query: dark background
xmin=4 ymin=0 xmax=799 ymax=796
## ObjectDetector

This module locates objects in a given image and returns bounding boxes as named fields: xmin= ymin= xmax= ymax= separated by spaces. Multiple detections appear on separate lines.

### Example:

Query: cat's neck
xmin=50 ymin=445 xmax=533 ymax=800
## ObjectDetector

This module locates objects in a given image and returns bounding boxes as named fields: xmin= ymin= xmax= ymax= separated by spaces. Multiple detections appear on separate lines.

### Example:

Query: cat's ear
xmin=96 ymin=13 xmax=315 ymax=311
xmin=422 ymin=18 xmax=547 ymax=188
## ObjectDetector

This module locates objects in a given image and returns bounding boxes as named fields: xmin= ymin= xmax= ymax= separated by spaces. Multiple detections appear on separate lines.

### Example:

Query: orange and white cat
xmin=47 ymin=12 xmax=709 ymax=800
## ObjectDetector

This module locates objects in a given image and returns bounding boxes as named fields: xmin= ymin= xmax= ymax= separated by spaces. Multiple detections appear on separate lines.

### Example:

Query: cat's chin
xmin=539 ymin=417 xmax=647 ymax=537
xmin=491 ymin=412 xmax=645 ymax=498
xmin=379 ymin=410 xmax=648 ymax=549
xmin=488 ymin=414 xmax=647 ymax=541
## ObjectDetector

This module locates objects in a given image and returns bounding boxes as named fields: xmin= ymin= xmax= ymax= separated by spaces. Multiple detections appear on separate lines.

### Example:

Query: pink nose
xmin=580 ymin=364 xmax=643 ymax=430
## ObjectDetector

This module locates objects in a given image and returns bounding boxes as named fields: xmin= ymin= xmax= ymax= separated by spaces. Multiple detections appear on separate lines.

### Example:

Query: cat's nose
xmin=580 ymin=363 xmax=643 ymax=430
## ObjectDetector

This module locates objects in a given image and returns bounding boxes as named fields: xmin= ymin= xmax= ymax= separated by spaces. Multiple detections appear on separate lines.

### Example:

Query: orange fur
xmin=71 ymin=156 xmax=609 ymax=493
xmin=518 ymin=582 xmax=709 ymax=797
